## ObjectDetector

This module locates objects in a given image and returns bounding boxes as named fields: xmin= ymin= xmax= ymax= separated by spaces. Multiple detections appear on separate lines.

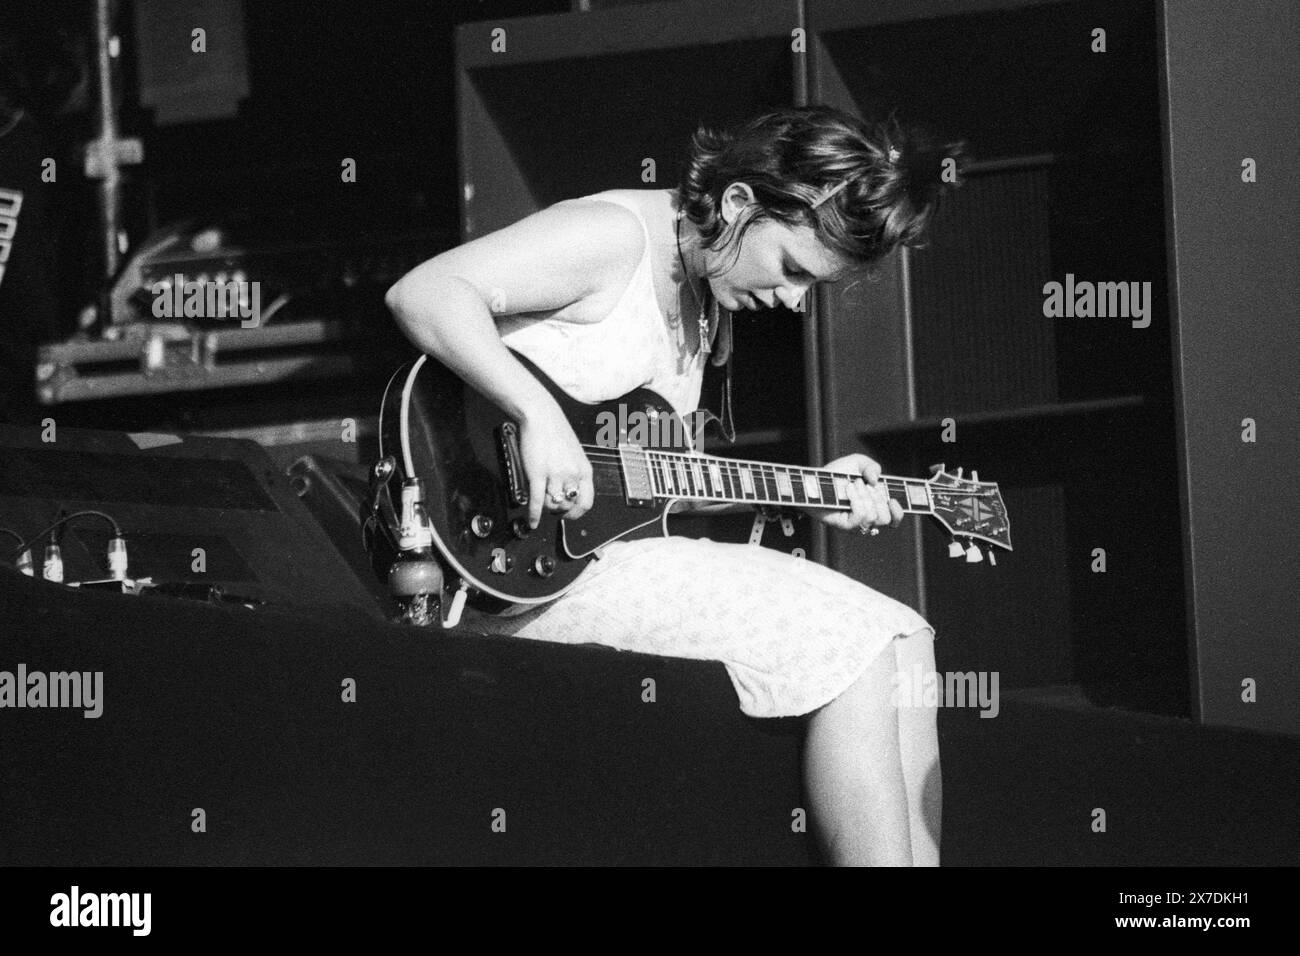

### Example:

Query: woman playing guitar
xmin=385 ymin=105 xmax=965 ymax=866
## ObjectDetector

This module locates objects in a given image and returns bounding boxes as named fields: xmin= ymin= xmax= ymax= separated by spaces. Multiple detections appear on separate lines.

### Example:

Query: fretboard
xmin=630 ymin=448 xmax=933 ymax=513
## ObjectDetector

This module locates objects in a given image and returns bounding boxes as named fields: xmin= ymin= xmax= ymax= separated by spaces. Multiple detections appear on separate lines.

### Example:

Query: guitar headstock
xmin=925 ymin=464 xmax=1012 ymax=556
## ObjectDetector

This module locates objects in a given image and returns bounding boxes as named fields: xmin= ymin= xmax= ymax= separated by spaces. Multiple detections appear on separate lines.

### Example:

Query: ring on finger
xmin=563 ymin=481 xmax=580 ymax=501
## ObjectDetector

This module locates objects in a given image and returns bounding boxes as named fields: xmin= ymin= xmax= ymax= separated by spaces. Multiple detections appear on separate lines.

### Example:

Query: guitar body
xmin=379 ymin=350 xmax=689 ymax=607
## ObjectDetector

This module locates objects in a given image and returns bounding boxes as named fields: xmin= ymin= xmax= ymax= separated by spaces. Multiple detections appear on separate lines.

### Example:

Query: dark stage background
xmin=0 ymin=0 xmax=1296 ymax=874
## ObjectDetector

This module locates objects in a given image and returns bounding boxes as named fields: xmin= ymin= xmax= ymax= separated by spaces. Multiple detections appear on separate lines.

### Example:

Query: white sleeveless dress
xmin=463 ymin=190 xmax=935 ymax=719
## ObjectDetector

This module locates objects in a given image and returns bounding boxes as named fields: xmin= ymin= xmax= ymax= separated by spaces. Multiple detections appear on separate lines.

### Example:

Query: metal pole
xmin=93 ymin=0 xmax=121 ymax=279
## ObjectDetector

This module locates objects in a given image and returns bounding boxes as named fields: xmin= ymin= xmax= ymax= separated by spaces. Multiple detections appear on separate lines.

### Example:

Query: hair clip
xmin=810 ymin=178 xmax=850 ymax=209
xmin=810 ymin=147 xmax=903 ymax=209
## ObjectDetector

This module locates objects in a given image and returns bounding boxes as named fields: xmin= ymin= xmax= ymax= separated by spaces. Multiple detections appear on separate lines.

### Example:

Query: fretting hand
xmin=811 ymin=453 xmax=903 ymax=535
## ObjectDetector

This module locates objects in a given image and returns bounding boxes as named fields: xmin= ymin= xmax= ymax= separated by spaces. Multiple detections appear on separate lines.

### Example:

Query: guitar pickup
xmin=618 ymin=442 xmax=655 ymax=506
xmin=496 ymin=421 xmax=528 ymax=507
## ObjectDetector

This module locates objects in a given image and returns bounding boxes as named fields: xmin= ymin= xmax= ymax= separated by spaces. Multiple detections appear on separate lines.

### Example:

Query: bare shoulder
xmin=548 ymin=194 xmax=647 ymax=259
xmin=388 ymin=192 xmax=647 ymax=323
xmin=496 ymin=194 xmax=646 ymax=275
xmin=528 ymin=196 xmax=648 ymax=321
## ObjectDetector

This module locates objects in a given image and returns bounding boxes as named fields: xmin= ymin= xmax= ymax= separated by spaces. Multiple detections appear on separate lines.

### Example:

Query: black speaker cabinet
xmin=0 ymin=423 xmax=386 ymax=619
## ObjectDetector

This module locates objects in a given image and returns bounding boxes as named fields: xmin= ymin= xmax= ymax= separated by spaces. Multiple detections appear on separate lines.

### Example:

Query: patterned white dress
xmin=464 ymin=190 xmax=935 ymax=719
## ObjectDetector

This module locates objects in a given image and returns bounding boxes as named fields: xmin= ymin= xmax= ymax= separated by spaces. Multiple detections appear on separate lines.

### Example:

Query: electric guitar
xmin=375 ymin=350 xmax=1012 ymax=610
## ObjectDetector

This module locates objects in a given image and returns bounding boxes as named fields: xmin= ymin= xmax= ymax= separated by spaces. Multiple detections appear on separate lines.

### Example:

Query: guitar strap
xmin=718 ymin=308 xmax=736 ymax=442
xmin=692 ymin=292 xmax=736 ymax=444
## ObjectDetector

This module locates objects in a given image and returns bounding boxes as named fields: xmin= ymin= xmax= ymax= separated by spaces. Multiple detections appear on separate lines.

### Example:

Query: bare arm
xmin=387 ymin=271 xmax=557 ymax=425
xmin=384 ymin=199 xmax=645 ymax=526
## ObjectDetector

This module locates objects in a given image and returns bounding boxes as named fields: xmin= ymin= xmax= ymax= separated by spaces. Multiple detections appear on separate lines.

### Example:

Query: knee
xmin=897 ymin=626 xmax=936 ymax=661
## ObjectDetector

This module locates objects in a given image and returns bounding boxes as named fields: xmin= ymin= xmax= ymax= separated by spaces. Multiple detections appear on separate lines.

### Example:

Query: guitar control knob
xmin=471 ymin=514 xmax=494 ymax=538
xmin=511 ymin=518 xmax=531 ymax=539
xmin=532 ymin=555 xmax=556 ymax=578
xmin=948 ymin=539 xmax=965 ymax=558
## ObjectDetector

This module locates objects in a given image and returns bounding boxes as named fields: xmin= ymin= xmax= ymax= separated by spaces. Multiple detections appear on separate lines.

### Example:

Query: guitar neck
xmin=629 ymin=448 xmax=932 ymax=514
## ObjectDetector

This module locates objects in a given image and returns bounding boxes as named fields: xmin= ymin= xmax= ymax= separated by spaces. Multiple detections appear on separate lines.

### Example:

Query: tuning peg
xmin=988 ymin=549 xmax=997 ymax=566
xmin=971 ymin=470 xmax=979 ymax=482
xmin=954 ymin=467 xmax=964 ymax=480
xmin=965 ymin=541 xmax=983 ymax=563
xmin=929 ymin=463 xmax=946 ymax=477
xmin=948 ymin=538 xmax=965 ymax=558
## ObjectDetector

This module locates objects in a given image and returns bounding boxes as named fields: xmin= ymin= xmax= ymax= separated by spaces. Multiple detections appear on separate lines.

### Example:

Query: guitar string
xmin=573 ymin=444 xmax=980 ymax=491
xmin=565 ymin=483 xmax=961 ymax=522
xmin=560 ymin=462 xmax=997 ymax=527
xmin=576 ymin=446 xmax=917 ymax=483
xmin=578 ymin=457 xmax=941 ymax=494
xmin=579 ymin=459 xmax=929 ymax=498
xmin=574 ymin=460 xmax=930 ymax=509
xmin=578 ymin=451 xmax=994 ymax=501
xmin=577 ymin=456 xmax=915 ymax=490
xmin=576 ymin=442 xmax=925 ymax=474
xmin=530 ymin=443 xmax=995 ymax=513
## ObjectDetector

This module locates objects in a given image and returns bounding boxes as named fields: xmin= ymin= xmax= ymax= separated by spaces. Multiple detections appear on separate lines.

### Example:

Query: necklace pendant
xmin=697 ymin=311 xmax=710 ymax=357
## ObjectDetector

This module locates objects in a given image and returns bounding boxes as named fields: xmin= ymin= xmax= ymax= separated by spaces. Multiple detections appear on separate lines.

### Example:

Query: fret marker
xmin=833 ymin=475 xmax=851 ymax=502
xmin=740 ymin=468 xmax=755 ymax=495
xmin=708 ymin=463 xmax=723 ymax=495
xmin=802 ymin=473 xmax=821 ymax=500
xmin=659 ymin=459 xmax=674 ymax=495
xmin=907 ymin=482 xmax=930 ymax=508
xmin=775 ymin=471 xmax=794 ymax=499
xmin=691 ymin=461 xmax=705 ymax=496
xmin=674 ymin=459 xmax=690 ymax=495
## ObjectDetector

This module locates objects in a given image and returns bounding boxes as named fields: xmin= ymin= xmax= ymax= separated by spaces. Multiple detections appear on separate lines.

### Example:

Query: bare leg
xmin=804 ymin=628 xmax=940 ymax=866
xmin=804 ymin=636 xmax=913 ymax=865
xmin=895 ymin=628 xmax=942 ymax=865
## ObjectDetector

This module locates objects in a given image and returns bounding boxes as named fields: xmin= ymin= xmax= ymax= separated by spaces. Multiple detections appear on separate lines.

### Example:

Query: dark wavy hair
xmin=678 ymin=105 xmax=969 ymax=279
